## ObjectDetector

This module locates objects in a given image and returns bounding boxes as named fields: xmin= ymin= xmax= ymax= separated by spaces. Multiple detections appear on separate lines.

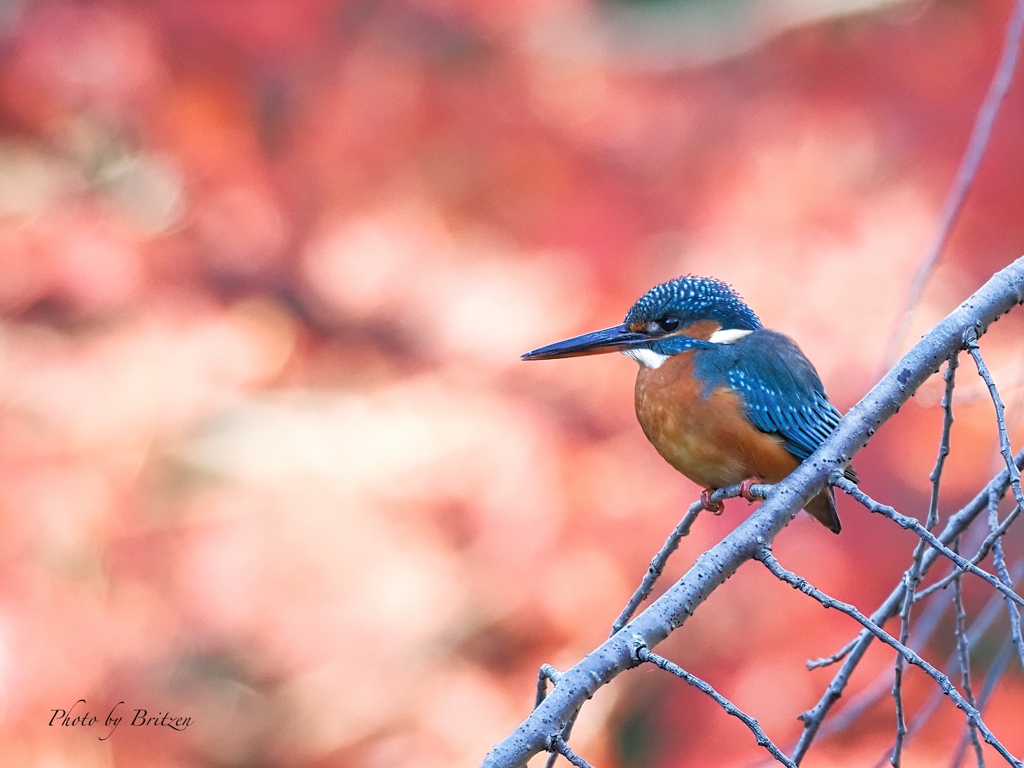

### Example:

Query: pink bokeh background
xmin=0 ymin=1 xmax=1022 ymax=766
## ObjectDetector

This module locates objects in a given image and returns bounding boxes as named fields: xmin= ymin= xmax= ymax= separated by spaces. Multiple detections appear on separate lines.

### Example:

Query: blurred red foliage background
xmin=0 ymin=0 xmax=1023 ymax=766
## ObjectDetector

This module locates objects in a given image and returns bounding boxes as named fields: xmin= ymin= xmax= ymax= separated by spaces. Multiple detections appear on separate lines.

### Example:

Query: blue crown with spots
xmin=624 ymin=276 xmax=762 ymax=331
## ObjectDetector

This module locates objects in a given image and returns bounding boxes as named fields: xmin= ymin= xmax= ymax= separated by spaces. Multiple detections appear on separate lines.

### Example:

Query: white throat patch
xmin=622 ymin=348 xmax=669 ymax=369
xmin=708 ymin=328 xmax=753 ymax=344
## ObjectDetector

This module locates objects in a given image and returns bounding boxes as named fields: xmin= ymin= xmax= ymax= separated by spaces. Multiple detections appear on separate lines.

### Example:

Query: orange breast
xmin=633 ymin=352 xmax=799 ymax=490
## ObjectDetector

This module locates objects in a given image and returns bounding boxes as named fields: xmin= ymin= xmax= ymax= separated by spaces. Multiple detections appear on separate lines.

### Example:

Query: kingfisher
xmin=522 ymin=276 xmax=855 ymax=533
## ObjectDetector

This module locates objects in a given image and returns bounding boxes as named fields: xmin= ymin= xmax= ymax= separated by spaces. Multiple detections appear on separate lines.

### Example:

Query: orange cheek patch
xmin=679 ymin=320 xmax=722 ymax=342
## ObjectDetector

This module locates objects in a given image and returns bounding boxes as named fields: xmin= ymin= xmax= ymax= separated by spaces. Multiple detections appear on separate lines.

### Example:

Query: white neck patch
xmin=622 ymin=348 xmax=669 ymax=369
xmin=708 ymin=328 xmax=753 ymax=344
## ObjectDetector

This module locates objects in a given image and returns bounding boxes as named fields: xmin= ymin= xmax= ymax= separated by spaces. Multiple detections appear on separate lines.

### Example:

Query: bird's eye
xmin=644 ymin=317 xmax=679 ymax=334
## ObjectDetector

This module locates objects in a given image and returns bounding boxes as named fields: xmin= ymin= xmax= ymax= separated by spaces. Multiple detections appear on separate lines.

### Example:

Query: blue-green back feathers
xmin=695 ymin=329 xmax=854 ymax=477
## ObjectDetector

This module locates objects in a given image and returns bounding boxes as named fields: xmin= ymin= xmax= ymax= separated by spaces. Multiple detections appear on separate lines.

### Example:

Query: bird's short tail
xmin=804 ymin=465 xmax=856 ymax=534
xmin=805 ymin=487 xmax=842 ymax=534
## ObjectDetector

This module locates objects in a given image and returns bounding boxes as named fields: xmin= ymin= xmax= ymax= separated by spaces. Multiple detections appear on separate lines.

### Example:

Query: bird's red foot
xmin=700 ymin=489 xmax=724 ymax=514
xmin=738 ymin=477 xmax=763 ymax=503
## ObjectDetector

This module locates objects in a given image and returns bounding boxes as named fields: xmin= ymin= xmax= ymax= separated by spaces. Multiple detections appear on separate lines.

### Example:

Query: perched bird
xmin=522 ymin=276 xmax=854 ymax=533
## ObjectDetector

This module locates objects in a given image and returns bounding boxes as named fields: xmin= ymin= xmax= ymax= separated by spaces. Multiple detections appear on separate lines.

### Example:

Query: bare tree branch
xmin=890 ymin=354 xmax=956 ymax=766
xmin=967 ymin=331 xmax=1024 ymax=512
xmin=828 ymin=567 xmax=1022 ymax=766
xmin=794 ymin=445 xmax=1024 ymax=763
xmin=612 ymin=482 xmax=770 ymax=633
xmin=536 ymin=665 xmax=563 ymax=708
xmin=883 ymin=0 xmax=1024 ymax=367
xmin=915 ymin=503 xmax=1022 ymax=602
xmin=952 ymin=536 xmax=986 ymax=768
xmin=481 ymin=259 xmax=1024 ymax=768
xmin=758 ymin=549 xmax=1021 ymax=768
xmin=635 ymin=645 xmax=796 ymax=768
xmin=930 ymin=354 xmax=959 ymax=525
xmin=806 ymin=636 xmax=858 ymax=671
xmin=951 ymin=638 xmax=1017 ymax=767
xmin=486 ymin=4 xmax=1024 ymax=761
xmin=988 ymin=489 xmax=1024 ymax=670
xmin=834 ymin=477 xmax=1024 ymax=611
xmin=548 ymin=735 xmax=594 ymax=768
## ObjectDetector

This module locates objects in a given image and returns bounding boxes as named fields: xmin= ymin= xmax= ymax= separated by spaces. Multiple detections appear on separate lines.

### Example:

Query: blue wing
xmin=696 ymin=329 xmax=853 ymax=473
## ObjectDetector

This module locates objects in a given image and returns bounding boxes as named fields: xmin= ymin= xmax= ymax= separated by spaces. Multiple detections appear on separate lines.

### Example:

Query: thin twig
xmin=989 ymin=490 xmax=1024 ymax=670
xmin=549 ymin=735 xmax=595 ymax=768
xmin=966 ymin=329 xmax=1024 ymax=512
xmin=884 ymin=0 xmax=1024 ymax=368
xmin=806 ymin=636 xmax=859 ymax=670
xmin=793 ymin=447 xmax=1024 ymax=764
xmin=891 ymin=588 xmax=910 ymax=766
xmin=931 ymin=353 xmax=959 ymax=525
xmin=635 ymin=645 xmax=796 ymax=768
xmin=971 ymin=327 xmax=1024 ymax=671
xmin=544 ymin=484 xmax=774 ymax=764
xmin=544 ymin=721 xmax=577 ymax=768
xmin=536 ymin=665 xmax=562 ymax=708
xmin=834 ymin=596 xmax=949 ymax=761
xmin=952 ymin=536 xmax=986 ymax=768
xmin=891 ymin=354 xmax=958 ymax=766
xmin=611 ymin=502 xmax=703 ymax=634
xmin=759 ymin=549 xmax=1022 ymax=767
xmin=817 ymin=558 xmax=1024 ymax=766
xmin=835 ymin=477 xmax=1024 ymax=611
xmin=866 ymin=571 xmax=1022 ymax=768
xmin=548 ymin=484 xmax=772 ymax=765
xmin=916 ymin=505 xmax=1022 ymax=602
xmin=967 ymin=327 xmax=1024 ymax=667
xmin=950 ymin=639 xmax=1017 ymax=768
xmin=612 ymin=482 xmax=770 ymax=633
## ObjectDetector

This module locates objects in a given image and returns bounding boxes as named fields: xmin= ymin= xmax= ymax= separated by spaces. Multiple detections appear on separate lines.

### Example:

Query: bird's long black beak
xmin=521 ymin=324 xmax=650 ymax=360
